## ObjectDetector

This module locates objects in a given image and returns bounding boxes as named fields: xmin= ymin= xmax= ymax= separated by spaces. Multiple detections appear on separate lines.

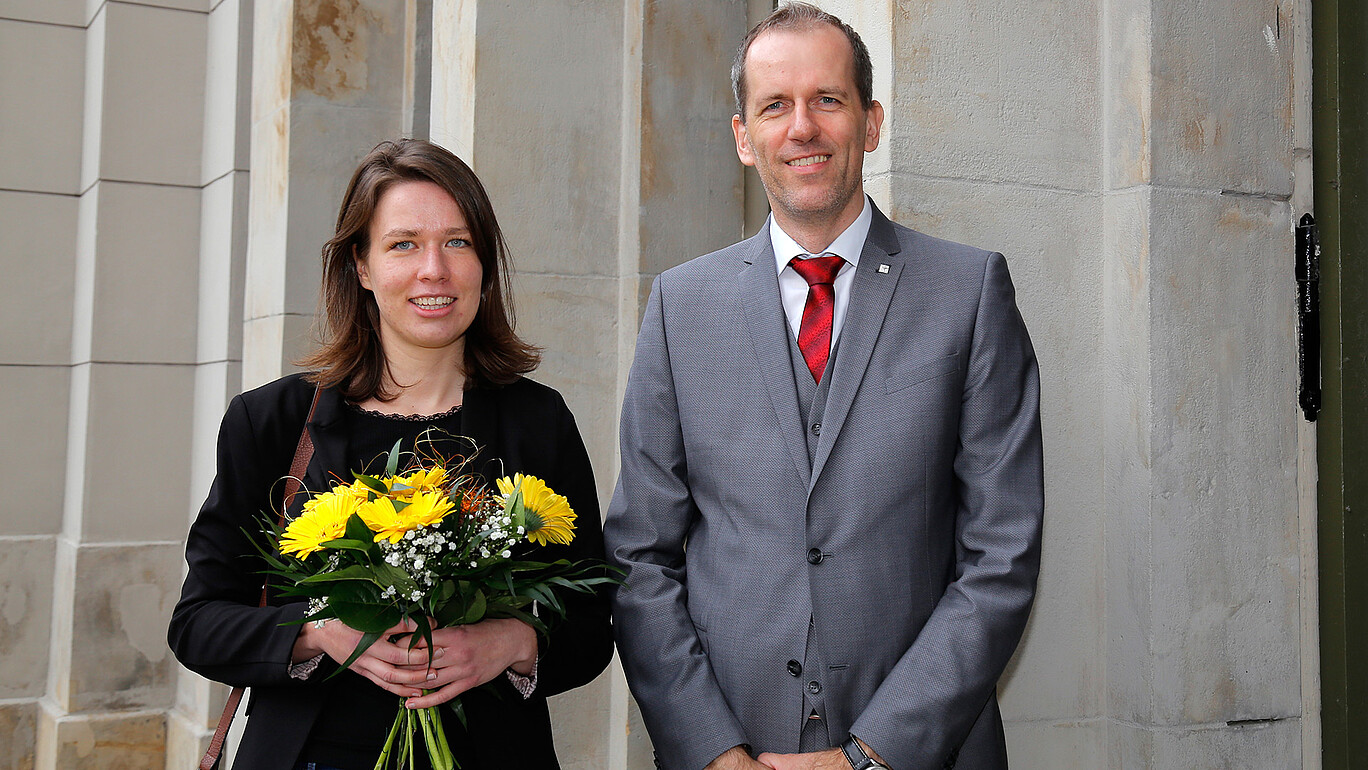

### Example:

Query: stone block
xmin=0 ymin=699 xmax=37 ymax=770
xmin=1002 ymin=719 xmax=1105 ymax=770
xmin=241 ymin=311 xmax=313 ymax=391
xmin=0 ymin=367 xmax=69 ymax=536
xmin=0 ymin=0 xmax=83 ymax=25
xmin=82 ymin=2 xmax=207 ymax=189
xmin=76 ymin=363 xmax=196 ymax=543
xmin=198 ymin=172 xmax=248 ymax=363
xmin=885 ymin=176 xmax=1106 ymax=721
xmin=1107 ymin=717 xmax=1303 ymax=769
xmin=202 ymin=0 xmax=253 ymax=183
xmin=1102 ymin=188 xmax=1156 ymax=724
xmin=35 ymin=704 xmax=167 ymax=770
xmin=883 ymin=1 xmax=1101 ymax=191
xmin=0 ymin=191 xmax=78 ymax=366
xmin=0 ymin=538 xmax=56 ymax=698
xmin=549 ymin=670 xmax=616 ymax=770
xmin=75 ymin=181 xmax=201 ymax=366
xmin=164 ymin=707 xmax=212 ymax=770
xmin=59 ymin=543 xmax=182 ymax=712
xmin=1144 ymin=189 xmax=1300 ymax=725
xmin=637 ymin=1 xmax=747 ymax=276
xmin=0 ymin=19 xmax=84 ymax=195
xmin=1151 ymin=0 xmax=1293 ymax=195
xmin=470 ymin=0 xmax=626 ymax=278
xmin=511 ymin=272 xmax=619 ymax=504
xmin=287 ymin=0 xmax=408 ymax=112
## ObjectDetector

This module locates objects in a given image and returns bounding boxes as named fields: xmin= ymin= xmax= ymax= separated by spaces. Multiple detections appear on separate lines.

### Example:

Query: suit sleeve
xmin=850 ymin=252 xmax=1044 ymax=770
xmin=518 ymin=392 xmax=615 ymax=698
xmin=603 ymin=278 xmax=751 ymax=770
xmin=167 ymin=394 xmax=312 ymax=688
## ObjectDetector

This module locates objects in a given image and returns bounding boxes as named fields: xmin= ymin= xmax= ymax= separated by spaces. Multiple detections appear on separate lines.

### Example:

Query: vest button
xmin=787 ymin=659 xmax=802 ymax=677
xmin=807 ymin=680 xmax=822 ymax=695
xmin=807 ymin=548 xmax=824 ymax=565
xmin=810 ymin=422 xmax=822 ymax=436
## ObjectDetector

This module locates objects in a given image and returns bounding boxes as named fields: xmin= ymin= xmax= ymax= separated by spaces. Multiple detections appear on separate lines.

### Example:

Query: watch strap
xmin=841 ymin=736 xmax=889 ymax=770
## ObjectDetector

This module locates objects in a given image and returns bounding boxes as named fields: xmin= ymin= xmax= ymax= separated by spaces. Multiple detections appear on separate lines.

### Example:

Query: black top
xmin=168 ymin=374 xmax=613 ymax=770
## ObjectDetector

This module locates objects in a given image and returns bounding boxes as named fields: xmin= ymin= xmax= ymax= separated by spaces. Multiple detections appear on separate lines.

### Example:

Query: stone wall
xmin=0 ymin=0 xmax=1315 ymax=768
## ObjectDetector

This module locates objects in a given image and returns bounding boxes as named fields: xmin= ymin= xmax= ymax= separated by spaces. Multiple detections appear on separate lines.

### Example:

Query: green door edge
xmin=1314 ymin=0 xmax=1367 ymax=765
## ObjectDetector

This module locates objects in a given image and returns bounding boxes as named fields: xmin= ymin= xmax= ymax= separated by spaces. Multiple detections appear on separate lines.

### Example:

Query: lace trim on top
xmin=346 ymin=401 xmax=464 ymax=421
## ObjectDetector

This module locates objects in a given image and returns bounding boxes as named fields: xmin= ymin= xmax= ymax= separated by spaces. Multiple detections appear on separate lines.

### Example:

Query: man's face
xmin=733 ymin=25 xmax=883 ymax=233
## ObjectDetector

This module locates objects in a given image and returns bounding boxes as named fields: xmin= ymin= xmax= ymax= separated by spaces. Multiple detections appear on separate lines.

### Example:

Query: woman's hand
xmin=293 ymin=617 xmax=447 ymax=698
xmin=401 ymin=617 xmax=539 ymax=708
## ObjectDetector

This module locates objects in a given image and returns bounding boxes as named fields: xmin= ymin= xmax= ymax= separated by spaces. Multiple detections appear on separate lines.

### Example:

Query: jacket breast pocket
xmin=884 ymin=352 xmax=961 ymax=394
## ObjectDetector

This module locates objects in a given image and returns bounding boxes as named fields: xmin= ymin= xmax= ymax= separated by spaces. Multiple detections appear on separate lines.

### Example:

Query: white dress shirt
xmin=770 ymin=196 xmax=874 ymax=344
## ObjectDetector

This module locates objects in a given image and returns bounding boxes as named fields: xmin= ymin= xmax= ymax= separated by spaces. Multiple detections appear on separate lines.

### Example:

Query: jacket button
xmin=807 ymin=548 xmax=824 ymax=565
xmin=810 ymin=422 xmax=822 ymax=436
xmin=807 ymin=680 xmax=822 ymax=695
xmin=787 ymin=659 xmax=802 ymax=677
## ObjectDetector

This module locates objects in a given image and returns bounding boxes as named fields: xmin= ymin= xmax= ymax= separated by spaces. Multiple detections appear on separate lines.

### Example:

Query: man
xmin=603 ymin=5 xmax=1043 ymax=770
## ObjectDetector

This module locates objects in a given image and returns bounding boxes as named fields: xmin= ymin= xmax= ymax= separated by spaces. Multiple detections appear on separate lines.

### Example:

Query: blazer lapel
xmin=810 ymin=207 xmax=904 ymax=487
xmin=303 ymin=385 xmax=350 ymax=502
xmin=737 ymin=231 xmax=811 ymax=489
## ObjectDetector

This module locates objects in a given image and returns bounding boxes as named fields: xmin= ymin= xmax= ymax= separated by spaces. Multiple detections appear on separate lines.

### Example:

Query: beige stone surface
xmin=0 ymin=368 xmax=69 ymax=536
xmin=549 ymin=670 xmax=617 ymax=770
xmin=0 ymin=538 xmax=55 ymax=697
xmin=0 ymin=0 xmax=83 ymax=25
xmin=0 ymin=700 xmax=37 ymax=770
xmin=197 ymin=172 xmax=249 ymax=363
xmin=61 ymin=543 xmax=182 ymax=712
xmin=202 ymin=0 xmax=253 ymax=183
xmin=469 ymin=0 xmax=625 ymax=278
xmin=79 ymin=182 xmax=201 ymax=366
xmin=0 ymin=19 xmax=84 ymax=195
xmin=0 ymin=191 xmax=79 ymax=366
xmin=36 ymin=705 xmax=167 ymax=770
xmin=1002 ymin=719 xmax=1105 ymax=769
xmin=82 ymin=2 xmax=207 ymax=189
xmin=883 ymin=1 xmax=1101 ymax=191
xmin=74 ymin=363 xmax=195 ymax=543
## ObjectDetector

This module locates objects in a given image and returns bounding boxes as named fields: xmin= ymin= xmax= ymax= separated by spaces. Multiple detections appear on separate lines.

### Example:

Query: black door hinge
xmin=1297 ymin=213 xmax=1320 ymax=422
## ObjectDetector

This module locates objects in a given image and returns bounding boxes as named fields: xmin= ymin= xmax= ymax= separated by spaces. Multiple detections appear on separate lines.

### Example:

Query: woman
xmin=168 ymin=139 xmax=613 ymax=769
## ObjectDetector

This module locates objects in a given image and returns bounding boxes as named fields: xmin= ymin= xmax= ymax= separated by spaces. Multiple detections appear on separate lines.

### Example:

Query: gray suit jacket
xmin=604 ymin=204 xmax=1043 ymax=770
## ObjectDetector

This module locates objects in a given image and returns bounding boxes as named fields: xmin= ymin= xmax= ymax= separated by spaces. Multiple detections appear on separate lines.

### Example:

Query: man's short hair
xmin=730 ymin=2 xmax=875 ymax=118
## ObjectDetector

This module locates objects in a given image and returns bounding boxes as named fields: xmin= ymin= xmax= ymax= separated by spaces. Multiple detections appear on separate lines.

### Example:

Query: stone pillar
xmin=165 ymin=0 xmax=257 ymax=766
xmin=1101 ymin=0 xmax=1303 ymax=764
xmin=32 ymin=1 xmax=209 ymax=767
xmin=242 ymin=0 xmax=412 ymax=389
xmin=0 ymin=4 xmax=85 ymax=766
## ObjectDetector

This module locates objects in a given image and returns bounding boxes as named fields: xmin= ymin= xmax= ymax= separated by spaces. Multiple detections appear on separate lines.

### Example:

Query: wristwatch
xmin=841 ymin=736 xmax=891 ymax=770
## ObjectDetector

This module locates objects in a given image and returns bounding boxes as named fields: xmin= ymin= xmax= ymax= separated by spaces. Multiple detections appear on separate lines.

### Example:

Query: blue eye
xmin=447 ymin=238 xmax=470 ymax=248
xmin=392 ymin=240 xmax=415 ymax=251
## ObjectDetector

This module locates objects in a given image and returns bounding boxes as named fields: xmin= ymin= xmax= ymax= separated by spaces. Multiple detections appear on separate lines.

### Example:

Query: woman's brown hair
xmin=300 ymin=139 xmax=540 ymax=400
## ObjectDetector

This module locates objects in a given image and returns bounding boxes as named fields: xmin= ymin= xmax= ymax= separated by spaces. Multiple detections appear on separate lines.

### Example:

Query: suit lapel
xmin=810 ymin=207 xmax=904 ymax=487
xmin=303 ymin=386 xmax=350 ymax=504
xmin=738 ymin=231 xmax=811 ymax=488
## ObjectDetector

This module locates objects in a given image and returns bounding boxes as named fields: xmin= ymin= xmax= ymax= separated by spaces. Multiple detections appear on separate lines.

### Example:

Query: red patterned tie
xmin=790 ymin=254 xmax=845 ymax=382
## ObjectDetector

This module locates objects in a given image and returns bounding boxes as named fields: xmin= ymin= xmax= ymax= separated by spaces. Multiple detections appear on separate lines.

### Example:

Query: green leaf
xmin=354 ymin=473 xmax=389 ymax=496
xmin=331 ymin=600 xmax=401 ymax=634
xmin=460 ymin=589 xmax=487 ymax=624
xmin=345 ymin=513 xmax=377 ymax=544
xmin=297 ymin=564 xmax=385 ymax=585
xmin=385 ymin=438 xmax=403 ymax=477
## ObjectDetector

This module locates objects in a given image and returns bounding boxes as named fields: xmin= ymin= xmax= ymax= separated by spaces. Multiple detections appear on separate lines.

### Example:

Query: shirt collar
xmin=770 ymin=195 xmax=873 ymax=273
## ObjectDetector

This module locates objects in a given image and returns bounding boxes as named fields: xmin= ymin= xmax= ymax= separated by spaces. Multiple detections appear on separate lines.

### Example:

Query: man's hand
xmin=755 ymin=748 xmax=850 ymax=770
xmin=706 ymin=746 xmax=772 ymax=769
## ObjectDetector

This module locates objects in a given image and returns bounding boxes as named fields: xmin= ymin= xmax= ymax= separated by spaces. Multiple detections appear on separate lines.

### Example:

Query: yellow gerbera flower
xmin=391 ymin=467 xmax=447 ymax=499
xmin=280 ymin=493 xmax=358 ymax=558
xmin=498 ymin=474 xmax=576 ymax=547
xmin=358 ymin=492 xmax=454 ymax=544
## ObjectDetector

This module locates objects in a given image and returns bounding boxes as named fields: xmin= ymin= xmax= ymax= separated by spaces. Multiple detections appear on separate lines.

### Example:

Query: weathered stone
xmin=36 ymin=706 xmax=167 ymax=770
xmin=0 ymin=700 xmax=38 ymax=770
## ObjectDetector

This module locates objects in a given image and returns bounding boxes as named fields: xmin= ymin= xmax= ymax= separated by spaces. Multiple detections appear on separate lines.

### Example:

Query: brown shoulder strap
xmin=200 ymin=383 xmax=322 ymax=770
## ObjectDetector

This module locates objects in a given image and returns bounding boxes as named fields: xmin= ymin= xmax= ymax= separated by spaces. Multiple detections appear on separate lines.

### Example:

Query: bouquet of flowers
xmin=253 ymin=437 xmax=614 ymax=770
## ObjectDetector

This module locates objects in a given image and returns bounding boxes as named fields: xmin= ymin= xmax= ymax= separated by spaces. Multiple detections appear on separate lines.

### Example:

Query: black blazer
xmin=168 ymin=374 xmax=614 ymax=769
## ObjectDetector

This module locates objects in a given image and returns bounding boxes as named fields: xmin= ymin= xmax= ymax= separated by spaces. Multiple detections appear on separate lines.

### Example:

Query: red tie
xmin=790 ymin=254 xmax=845 ymax=382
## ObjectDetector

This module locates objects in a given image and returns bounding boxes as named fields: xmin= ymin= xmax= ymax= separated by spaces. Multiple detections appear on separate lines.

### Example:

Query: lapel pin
xmin=877 ymin=263 xmax=890 ymax=274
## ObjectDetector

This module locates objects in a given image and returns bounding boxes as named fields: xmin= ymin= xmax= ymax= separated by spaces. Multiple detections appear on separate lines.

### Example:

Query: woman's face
xmin=356 ymin=180 xmax=484 ymax=366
